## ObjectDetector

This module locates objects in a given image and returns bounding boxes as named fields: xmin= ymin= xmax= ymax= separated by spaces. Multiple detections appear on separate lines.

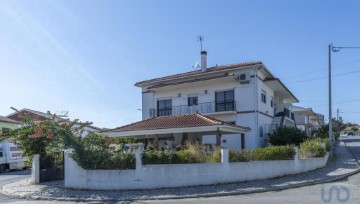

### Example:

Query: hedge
xmin=299 ymin=138 xmax=326 ymax=158
xmin=229 ymin=145 xmax=296 ymax=162
xmin=72 ymin=149 xmax=135 ymax=170
xmin=141 ymin=149 xmax=221 ymax=164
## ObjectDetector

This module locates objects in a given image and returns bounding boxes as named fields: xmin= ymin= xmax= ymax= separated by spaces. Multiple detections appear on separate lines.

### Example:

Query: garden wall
xmin=64 ymin=149 xmax=329 ymax=190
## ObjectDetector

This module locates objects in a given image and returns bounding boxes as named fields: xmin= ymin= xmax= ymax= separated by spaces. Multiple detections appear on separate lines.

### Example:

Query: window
xmin=157 ymin=99 xmax=172 ymax=116
xmin=261 ymin=90 xmax=266 ymax=104
xmin=215 ymin=90 xmax=235 ymax=112
xmin=188 ymin=95 xmax=198 ymax=106
xmin=1 ymin=128 xmax=10 ymax=134
xmin=0 ymin=152 xmax=3 ymax=157
xmin=10 ymin=146 xmax=20 ymax=151
xmin=271 ymin=96 xmax=273 ymax=107
xmin=259 ymin=126 xmax=264 ymax=137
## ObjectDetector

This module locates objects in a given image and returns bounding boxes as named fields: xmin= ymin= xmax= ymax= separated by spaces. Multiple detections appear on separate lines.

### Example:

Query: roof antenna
xmin=197 ymin=35 xmax=204 ymax=52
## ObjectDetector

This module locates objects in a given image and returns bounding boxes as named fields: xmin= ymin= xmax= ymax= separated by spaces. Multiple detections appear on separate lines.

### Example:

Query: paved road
xmin=0 ymin=169 xmax=31 ymax=204
xmin=2 ymin=137 xmax=360 ymax=204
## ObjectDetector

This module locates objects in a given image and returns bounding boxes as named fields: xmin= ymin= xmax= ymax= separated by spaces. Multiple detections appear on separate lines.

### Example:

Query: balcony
xmin=150 ymin=101 xmax=236 ymax=117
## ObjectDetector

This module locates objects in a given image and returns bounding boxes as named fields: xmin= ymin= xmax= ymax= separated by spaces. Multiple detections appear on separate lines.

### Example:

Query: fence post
xmin=221 ymin=148 xmax=229 ymax=163
xmin=32 ymin=154 xmax=40 ymax=184
xmin=135 ymin=149 xmax=142 ymax=170
xmin=294 ymin=147 xmax=299 ymax=161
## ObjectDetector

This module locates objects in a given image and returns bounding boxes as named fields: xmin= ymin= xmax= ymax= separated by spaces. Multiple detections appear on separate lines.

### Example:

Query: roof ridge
xmin=135 ymin=61 xmax=262 ymax=86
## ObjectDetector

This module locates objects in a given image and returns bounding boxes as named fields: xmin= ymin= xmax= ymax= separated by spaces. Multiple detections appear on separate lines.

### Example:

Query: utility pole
xmin=328 ymin=44 xmax=360 ymax=157
xmin=328 ymin=44 xmax=333 ymax=157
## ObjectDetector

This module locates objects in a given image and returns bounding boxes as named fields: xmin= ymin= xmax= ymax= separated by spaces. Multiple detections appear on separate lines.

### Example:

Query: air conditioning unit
xmin=237 ymin=73 xmax=251 ymax=84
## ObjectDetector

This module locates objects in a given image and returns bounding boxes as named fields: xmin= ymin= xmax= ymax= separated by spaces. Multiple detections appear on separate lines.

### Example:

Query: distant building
xmin=6 ymin=108 xmax=103 ymax=137
xmin=0 ymin=115 xmax=20 ymax=134
xmin=316 ymin=113 xmax=325 ymax=126
xmin=292 ymin=106 xmax=319 ymax=136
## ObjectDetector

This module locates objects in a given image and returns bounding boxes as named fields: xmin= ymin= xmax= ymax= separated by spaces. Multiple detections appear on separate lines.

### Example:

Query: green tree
xmin=0 ymin=115 xmax=87 ymax=158
xmin=269 ymin=126 xmax=308 ymax=146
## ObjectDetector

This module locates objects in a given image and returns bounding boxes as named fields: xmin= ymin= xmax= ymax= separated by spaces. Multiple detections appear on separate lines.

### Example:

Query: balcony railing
xmin=150 ymin=101 xmax=236 ymax=117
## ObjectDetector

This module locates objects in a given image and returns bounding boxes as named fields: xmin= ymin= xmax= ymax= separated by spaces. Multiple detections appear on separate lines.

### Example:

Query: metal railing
xmin=150 ymin=101 xmax=236 ymax=117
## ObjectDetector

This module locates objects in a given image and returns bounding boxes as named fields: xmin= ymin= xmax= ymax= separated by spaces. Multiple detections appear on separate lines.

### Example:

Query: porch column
xmin=216 ymin=128 xmax=222 ymax=146
xmin=154 ymin=135 xmax=159 ymax=150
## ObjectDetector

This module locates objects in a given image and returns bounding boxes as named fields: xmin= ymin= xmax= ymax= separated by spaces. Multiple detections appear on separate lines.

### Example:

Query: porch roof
xmin=102 ymin=113 xmax=251 ymax=137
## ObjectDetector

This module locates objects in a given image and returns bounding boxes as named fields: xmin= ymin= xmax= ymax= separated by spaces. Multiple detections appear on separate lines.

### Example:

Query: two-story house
xmin=108 ymin=51 xmax=299 ymax=150
xmin=293 ymin=106 xmax=319 ymax=136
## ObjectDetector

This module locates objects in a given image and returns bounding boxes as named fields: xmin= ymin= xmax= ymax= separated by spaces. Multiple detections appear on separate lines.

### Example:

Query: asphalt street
xmin=1 ymin=136 xmax=360 ymax=204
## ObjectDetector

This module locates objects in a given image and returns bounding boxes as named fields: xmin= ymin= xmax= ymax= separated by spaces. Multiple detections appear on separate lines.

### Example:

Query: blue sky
xmin=1 ymin=0 xmax=360 ymax=128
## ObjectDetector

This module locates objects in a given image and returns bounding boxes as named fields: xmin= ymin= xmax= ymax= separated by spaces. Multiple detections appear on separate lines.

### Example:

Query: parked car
xmin=347 ymin=132 xmax=354 ymax=136
xmin=0 ymin=142 xmax=27 ymax=173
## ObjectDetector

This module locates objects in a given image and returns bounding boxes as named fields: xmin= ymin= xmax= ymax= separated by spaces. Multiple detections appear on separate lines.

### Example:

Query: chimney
xmin=201 ymin=50 xmax=207 ymax=71
xmin=47 ymin=111 xmax=51 ymax=115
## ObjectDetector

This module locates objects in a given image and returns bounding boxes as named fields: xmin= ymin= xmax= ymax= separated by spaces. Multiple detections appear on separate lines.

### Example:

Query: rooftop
xmin=0 ymin=115 xmax=20 ymax=124
xmin=135 ymin=61 xmax=262 ymax=87
xmin=7 ymin=108 xmax=64 ymax=122
xmin=102 ymin=113 xmax=250 ymax=137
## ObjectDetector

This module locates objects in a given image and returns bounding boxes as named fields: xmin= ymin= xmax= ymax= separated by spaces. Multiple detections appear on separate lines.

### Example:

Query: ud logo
xmin=320 ymin=184 xmax=350 ymax=203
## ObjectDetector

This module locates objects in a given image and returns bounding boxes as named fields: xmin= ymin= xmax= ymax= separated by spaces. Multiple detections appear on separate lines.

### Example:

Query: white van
xmin=0 ymin=142 xmax=27 ymax=173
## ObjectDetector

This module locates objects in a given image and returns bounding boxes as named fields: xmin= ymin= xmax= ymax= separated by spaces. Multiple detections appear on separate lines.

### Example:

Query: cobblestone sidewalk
xmin=1 ymin=139 xmax=359 ymax=202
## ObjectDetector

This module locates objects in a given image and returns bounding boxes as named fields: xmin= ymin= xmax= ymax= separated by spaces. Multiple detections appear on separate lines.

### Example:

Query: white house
xmin=292 ymin=106 xmax=319 ymax=136
xmin=105 ymin=51 xmax=299 ymax=150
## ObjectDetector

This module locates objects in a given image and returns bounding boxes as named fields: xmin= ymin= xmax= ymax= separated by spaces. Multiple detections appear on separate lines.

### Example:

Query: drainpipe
xmin=254 ymin=66 xmax=260 ymax=148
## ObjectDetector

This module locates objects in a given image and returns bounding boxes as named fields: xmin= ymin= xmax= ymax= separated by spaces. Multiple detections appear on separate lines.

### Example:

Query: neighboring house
xmin=293 ymin=106 xmax=319 ymax=136
xmin=316 ymin=113 xmax=325 ymax=126
xmin=0 ymin=115 xmax=20 ymax=134
xmin=105 ymin=51 xmax=299 ymax=150
xmin=72 ymin=124 xmax=103 ymax=137
xmin=7 ymin=108 xmax=64 ymax=123
xmin=7 ymin=108 xmax=102 ymax=137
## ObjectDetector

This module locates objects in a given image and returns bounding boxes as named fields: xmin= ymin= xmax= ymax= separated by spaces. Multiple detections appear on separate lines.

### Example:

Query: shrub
xmin=229 ymin=146 xmax=295 ymax=162
xmin=142 ymin=143 xmax=221 ymax=164
xmin=269 ymin=126 xmax=308 ymax=146
xmin=252 ymin=145 xmax=295 ymax=160
xmin=72 ymin=149 xmax=136 ymax=170
xmin=299 ymin=139 xmax=326 ymax=158
xmin=229 ymin=149 xmax=253 ymax=162
xmin=311 ymin=137 xmax=331 ymax=152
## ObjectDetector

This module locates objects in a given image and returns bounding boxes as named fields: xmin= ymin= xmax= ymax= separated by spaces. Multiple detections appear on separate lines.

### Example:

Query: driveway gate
xmin=39 ymin=151 xmax=64 ymax=183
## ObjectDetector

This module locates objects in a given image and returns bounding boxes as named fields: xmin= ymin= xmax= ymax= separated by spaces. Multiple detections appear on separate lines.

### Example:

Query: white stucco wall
xmin=65 ymin=151 xmax=329 ymax=190
xmin=139 ymin=66 xmax=295 ymax=150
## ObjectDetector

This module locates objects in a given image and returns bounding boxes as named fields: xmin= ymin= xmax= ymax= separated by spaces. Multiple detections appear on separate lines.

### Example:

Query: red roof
xmin=7 ymin=109 xmax=63 ymax=122
xmin=107 ymin=113 xmax=251 ymax=132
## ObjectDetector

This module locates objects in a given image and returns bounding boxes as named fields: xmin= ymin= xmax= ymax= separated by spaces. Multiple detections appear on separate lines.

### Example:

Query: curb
xmin=1 ymin=140 xmax=360 ymax=202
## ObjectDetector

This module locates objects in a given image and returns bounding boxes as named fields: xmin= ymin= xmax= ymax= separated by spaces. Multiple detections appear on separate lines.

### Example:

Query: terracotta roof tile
xmin=135 ymin=61 xmax=262 ymax=87
xmin=107 ymin=113 xmax=250 ymax=132
xmin=7 ymin=108 xmax=64 ymax=122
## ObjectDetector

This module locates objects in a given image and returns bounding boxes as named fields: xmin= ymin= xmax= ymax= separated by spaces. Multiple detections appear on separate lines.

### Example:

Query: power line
xmin=286 ymin=68 xmax=360 ymax=84
xmin=306 ymin=98 xmax=360 ymax=108
xmin=283 ymin=58 xmax=360 ymax=80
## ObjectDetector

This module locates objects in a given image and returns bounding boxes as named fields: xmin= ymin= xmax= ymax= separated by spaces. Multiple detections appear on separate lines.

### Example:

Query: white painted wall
xmin=65 ymin=151 xmax=329 ymax=190
xmin=140 ymin=66 xmax=296 ymax=149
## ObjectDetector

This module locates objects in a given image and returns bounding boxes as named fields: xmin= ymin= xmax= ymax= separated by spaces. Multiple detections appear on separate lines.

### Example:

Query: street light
xmin=328 ymin=44 xmax=360 ymax=156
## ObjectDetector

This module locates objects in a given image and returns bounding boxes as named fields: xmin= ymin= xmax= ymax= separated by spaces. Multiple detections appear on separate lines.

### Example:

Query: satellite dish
xmin=192 ymin=62 xmax=200 ymax=69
